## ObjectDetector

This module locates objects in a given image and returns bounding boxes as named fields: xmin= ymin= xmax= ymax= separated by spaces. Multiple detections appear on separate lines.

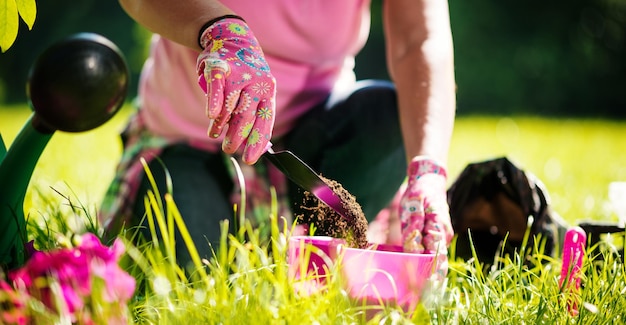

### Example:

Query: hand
xmin=399 ymin=156 xmax=453 ymax=280
xmin=197 ymin=17 xmax=276 ymax=164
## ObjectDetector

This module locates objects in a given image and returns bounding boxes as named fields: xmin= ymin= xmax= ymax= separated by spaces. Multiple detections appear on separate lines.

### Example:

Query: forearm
xmin=118 ymin=0 xmax=235 ymax=50
xmin=383 ymin=0 xmax=456 ymax=166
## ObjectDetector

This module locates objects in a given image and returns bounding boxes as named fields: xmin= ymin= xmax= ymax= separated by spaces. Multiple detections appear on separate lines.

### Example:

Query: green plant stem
xmin=0 ymin=114 xmax=53 ymax=268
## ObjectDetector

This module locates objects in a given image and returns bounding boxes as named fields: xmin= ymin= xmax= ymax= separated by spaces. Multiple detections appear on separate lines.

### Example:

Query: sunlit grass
xmin=449 ymin=116 xmax=626 ymax=225
xmin=2 ymin=102 xmax=626 ymax=322
xmin=2 ymin=106 xmax=625 ymax=225
xmin=17 ymin=170 xmax=626 ymax=324
xmin=0 ymin=105 xmax=132 ymax=217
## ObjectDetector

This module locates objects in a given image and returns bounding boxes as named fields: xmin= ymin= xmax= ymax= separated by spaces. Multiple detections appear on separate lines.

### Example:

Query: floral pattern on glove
xmin=197 ymin=18 xmax=276 ymax=164
xmin=400 ymin=156 xmax=453 ymax=281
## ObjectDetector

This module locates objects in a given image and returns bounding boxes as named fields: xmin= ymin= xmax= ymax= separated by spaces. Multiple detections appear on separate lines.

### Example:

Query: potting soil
xmin=296 ymin=176 xmax=369 ymax=249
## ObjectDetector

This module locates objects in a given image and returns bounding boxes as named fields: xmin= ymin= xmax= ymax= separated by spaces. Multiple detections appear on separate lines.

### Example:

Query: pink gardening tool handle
xmin=560 ymin=226 xmax=586 ymax=288
xmin=559 ymin=226 xmax=586 ymax=314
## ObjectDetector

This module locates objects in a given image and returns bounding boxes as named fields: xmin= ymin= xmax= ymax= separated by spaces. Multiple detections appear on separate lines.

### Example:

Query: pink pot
xmin=339 ymin=243 xmax=435 ymax=312
xmin=287 ymin=235 xmax=345 ymax=282
xmin=287 ymin=236 xmax=436 ymax=312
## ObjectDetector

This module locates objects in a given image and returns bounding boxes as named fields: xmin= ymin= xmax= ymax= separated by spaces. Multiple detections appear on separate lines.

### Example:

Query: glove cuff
xmin=407 ymin=156 xmax=447 ymax=181
xmin=198 ymin=14 xmax=246 ymax=49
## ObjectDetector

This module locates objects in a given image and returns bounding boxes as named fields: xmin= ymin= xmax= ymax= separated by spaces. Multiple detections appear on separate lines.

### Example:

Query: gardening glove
xmin=400 ymin=156 xmax=453 ymax=281
xmin=197 ymin=16 xmax=276 ymax=164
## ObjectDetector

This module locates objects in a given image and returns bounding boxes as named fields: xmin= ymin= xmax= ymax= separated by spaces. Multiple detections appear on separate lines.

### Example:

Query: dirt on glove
xmin=295 ymin=176 xmax=369 ymax=249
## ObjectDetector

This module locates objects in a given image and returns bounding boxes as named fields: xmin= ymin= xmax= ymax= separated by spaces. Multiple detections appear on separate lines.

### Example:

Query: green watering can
xmin=0 ymin=33 xmax=129 ymax=269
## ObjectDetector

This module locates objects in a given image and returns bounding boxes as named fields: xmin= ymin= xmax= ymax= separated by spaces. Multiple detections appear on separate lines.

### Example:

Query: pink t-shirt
xmin=137 ymin=0 xmax=371 ymax=148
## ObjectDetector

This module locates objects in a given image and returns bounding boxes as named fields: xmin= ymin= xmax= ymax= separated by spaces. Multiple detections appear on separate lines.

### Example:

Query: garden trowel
xmin=263 ymin=147 xmax=350 ymax=220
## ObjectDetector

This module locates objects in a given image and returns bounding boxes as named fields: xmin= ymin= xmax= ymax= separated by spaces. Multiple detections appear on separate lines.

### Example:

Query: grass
xmin=0 ymin=104 xmax=128 ymax=218
xmin=446 ymin=116 xmax=626 ymax=225
xmin=1 ymin=105 xmax=624 ymax=224
xmin=14 ymin=162 xmax=626 ymax=324
xmin=2 ymin=105 xmax=626 ymax=323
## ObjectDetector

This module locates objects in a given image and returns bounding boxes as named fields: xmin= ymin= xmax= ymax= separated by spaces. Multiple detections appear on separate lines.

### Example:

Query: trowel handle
xmin=0 ymin=113 xmax=53 ymax=269
xmin=559 ymin=226 xmax=586 ymax=315
xmin=560 ymin=226 xmax=586 ymax=289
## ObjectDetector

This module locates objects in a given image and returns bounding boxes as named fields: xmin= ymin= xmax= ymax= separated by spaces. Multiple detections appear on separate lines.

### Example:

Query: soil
xmin=295 ymin=176 xmax=369 ymax=249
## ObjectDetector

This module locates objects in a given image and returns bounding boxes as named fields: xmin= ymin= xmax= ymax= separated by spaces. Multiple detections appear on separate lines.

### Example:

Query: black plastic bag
xmin=448 ymin=157 xmax=568 ymax=265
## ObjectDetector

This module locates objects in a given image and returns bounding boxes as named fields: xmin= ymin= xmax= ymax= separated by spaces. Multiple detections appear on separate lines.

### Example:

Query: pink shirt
xmin=137 ymin=0 xmax=371 ymax=149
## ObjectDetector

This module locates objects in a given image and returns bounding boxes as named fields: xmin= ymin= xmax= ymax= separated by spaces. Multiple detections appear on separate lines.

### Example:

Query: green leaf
xmin=0 ymin=0 xmax=19 ymax=52
xmin=16 ymin=0 xmax=36 ymax=29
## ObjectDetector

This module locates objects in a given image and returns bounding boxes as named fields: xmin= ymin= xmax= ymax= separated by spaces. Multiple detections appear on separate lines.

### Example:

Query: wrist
xmin=407 ymin=156 xmax=447 ymax=181
xmin=198 ymin=14 xmax=246 ymax=49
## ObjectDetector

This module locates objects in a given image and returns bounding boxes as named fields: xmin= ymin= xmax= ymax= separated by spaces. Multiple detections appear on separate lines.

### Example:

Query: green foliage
xmin=359 ymin=0 xmax=626 ymax=118
xmin=0 ymin=0 xmax=36 ymax=52
xmin=1 ymin=0 xmax=625 ymax=116
xmin=2 ymin=106 xmax=625 ymax=225
xmin=449 ymin=116 xmax=626 ymax=224
xmin=0 ymin=0 xmax=149 ymax=104
xmin=12 ymin=175 xmax=626 ymax=324
xmin=2 ymin=107 xmax=626 ymax=322
xmin=441 ymin=233 xmax=626 ymax=324
xmin=447 ymin=0 xmax=626 ymax=117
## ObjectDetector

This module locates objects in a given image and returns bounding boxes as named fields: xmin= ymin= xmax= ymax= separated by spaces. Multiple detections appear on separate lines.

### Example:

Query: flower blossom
xmin=0 ymin=280 xmax=28 ymax=325
xmin=4 ymin=233 xmax=135 ymax=323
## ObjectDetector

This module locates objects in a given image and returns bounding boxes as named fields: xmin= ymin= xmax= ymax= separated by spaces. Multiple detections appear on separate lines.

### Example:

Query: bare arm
xmin=383 ymin=0 xmax=456 ymax=165
xmin=118 ymin=0 xmax=235 ymax=50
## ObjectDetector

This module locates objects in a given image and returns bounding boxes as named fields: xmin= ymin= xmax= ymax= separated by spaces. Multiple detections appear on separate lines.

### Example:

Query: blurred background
xmin=0 ymin=0 xmax=625 ymax=117
xmin=0 ymin=0 xmax=625 ymax=226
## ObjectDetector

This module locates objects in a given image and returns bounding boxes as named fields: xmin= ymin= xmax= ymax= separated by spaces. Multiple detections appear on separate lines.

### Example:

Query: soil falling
xmin=295 ymin=176 xmax=369 ymax=249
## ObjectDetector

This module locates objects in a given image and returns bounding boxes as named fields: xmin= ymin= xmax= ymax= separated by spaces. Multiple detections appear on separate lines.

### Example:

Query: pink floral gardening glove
xmin=197 ymin=17 xmax=276 ymax=164
xmin=400 ymin=156 xmax=453 ymax=281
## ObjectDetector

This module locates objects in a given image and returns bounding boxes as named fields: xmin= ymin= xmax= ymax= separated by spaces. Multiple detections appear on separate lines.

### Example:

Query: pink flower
xmin=7 ymin=233 xmax=135 ymax=322
xmin=11 ymin=246 xmax=91 ymax=314
xmin=77 ymin=233 xmax=136 ymax=302
xmin=0 ymin=280 xmax=28 ymax=325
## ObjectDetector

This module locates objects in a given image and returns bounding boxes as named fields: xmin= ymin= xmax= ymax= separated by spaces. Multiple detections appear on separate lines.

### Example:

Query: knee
xmin=325 ymin=79 xmax=396 ymax=111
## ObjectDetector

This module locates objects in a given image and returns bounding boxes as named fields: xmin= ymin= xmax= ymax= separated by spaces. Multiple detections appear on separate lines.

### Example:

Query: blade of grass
xmin=166 ymin=193 xmax=208 ymax=280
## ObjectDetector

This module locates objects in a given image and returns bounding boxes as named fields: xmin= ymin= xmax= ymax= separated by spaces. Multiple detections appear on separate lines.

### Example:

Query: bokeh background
xmin=1 ymin=0 xmax=625 ymax=117
xmin=1 ymin=0 xmax=625 ymax=225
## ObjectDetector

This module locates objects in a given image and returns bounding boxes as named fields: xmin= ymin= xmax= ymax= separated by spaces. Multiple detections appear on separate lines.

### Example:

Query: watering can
xmin=0 ymin=33 xmax=129 ymax=269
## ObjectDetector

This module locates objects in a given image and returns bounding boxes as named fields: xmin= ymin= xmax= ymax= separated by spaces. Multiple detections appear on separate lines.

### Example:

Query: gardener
xmin=101 ymin=0 xmax=457 ymax=275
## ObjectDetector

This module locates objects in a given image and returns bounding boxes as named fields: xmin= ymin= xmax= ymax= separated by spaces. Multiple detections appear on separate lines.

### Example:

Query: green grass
xmin=2 ymin=105 xmax=625 ymax=224
xmin=0 ymin=104 xmax=130 ymax=217
xmin=2 ymin=105 xmax=626 ymax=323
xmin=17 ymin=174 xmax=626 ymax=324
xmin=447 ymin=116 xmax=626 ymax=225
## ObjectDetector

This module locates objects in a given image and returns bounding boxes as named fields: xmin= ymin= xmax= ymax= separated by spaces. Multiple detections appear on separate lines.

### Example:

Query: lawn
xmin=1 ymin=105 xmax=626 ymax=323
xmin=1 ymin=105 xmax=625 ymax=225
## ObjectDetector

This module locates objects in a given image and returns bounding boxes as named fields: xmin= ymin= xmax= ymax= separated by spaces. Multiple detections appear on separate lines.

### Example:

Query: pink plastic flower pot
xmin=287 ymin=235 xmax=345 ymax=282
xmin=286 ymin=236 xmax=436 ymax=312
xmin=339 ymin=243 xmax=436 ymax=312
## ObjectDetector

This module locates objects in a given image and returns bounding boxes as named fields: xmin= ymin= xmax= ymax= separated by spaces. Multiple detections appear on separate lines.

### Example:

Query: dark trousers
xmin=132 ymin=80 xmax=407 ymax=266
